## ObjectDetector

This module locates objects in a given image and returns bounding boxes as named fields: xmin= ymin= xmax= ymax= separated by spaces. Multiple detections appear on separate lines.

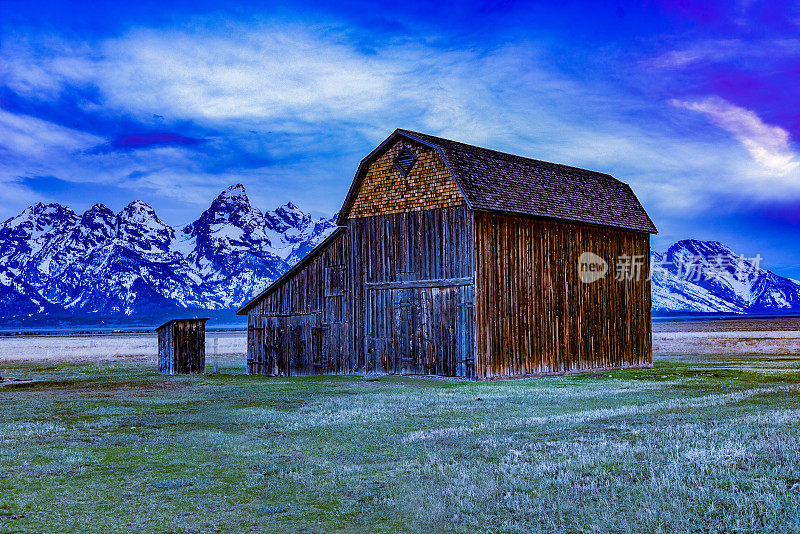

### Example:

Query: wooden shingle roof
xmin=337 ymin=129 xmax=657 ymax=234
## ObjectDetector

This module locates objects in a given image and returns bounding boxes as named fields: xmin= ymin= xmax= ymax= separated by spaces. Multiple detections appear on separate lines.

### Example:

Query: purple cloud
xmin=113 ymin=133 xmax=205 ymax=149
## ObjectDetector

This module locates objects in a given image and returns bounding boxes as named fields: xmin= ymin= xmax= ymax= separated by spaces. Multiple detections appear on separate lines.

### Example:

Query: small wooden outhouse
xmin=155 ymin=318 xmax=209 ymax=374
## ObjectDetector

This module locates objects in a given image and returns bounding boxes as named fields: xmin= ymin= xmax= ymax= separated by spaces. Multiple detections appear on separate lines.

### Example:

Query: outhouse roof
xmin=154 ymin=318 xmax=210 ymax=333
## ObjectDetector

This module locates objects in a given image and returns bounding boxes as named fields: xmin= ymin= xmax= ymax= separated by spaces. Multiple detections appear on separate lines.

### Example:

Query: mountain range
xmin=651 ymin=240 xmax=800 ymax=314
xmin=0 ymin=184 xmax=334 ymax=318
xmin=1 ymin=186 xmax=799 ymax=321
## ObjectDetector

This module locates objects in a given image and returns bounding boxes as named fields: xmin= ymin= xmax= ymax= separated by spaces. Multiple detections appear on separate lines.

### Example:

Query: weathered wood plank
xmin=155 ymin=318 xmax=208 ymax=375
xmin=473 ymin=211 xmax=651 ymax=379
xmin=365 ymin=277 xmax=473 ymax=290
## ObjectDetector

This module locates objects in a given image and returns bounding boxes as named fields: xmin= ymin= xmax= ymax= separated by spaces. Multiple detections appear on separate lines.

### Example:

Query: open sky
xmin=2 ymin=0 xmax=799 ymax=276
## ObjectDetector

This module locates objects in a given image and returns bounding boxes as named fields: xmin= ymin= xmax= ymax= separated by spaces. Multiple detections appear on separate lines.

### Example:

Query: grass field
xmin=2 ymin=328 xmax=800 ymax=532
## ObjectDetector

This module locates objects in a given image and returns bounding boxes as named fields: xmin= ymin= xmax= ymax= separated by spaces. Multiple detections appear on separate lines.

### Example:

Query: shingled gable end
xmin=239 ymin=129 xmax=656 ymax=379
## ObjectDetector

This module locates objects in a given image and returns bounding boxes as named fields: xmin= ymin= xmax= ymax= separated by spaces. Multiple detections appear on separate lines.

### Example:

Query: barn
xmin=237 ymin=129 xmax=657 ymax=380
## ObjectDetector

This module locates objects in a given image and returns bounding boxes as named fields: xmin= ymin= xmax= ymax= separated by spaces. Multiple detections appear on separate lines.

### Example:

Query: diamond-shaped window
xmin=393 ymin=146 xmax=418 ymax=176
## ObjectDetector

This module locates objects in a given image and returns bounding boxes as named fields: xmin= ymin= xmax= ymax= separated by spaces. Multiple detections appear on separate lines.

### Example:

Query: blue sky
xmin=2 ymin=0 xmax=800 ymax=275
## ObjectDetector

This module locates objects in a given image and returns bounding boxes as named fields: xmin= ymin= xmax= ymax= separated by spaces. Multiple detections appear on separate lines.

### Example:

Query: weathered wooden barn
xmin=238 ymin=130 xmax=657 ymax=379
xmin=155 ymin=318 xmax=209 ymax=374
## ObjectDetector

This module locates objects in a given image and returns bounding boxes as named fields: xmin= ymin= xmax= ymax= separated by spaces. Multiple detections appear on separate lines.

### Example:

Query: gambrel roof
xmin=337 ymin=129 xmax=657 ymax=234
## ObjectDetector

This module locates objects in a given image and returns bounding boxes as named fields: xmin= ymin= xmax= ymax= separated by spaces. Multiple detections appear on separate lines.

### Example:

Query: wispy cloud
xmin=4 ymin=25 xmax=665 ymax=211
xmin=0 ymin=108 xmax=102 ymax=179
xmin=649 ymin=39 xmax=800 ymax=69
xmin=670 ymin=96 xmax=799 ymax=174
xmin=1 ymin=21 xmax=798 ymax=234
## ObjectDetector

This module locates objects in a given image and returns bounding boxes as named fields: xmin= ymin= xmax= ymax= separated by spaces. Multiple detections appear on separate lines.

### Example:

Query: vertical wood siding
xmin=157 ymin=319 xmax=207 ymax=375
xmin=347 ymin=206 xmax=475 ymax=378
xmin=246 ymin=232 xmax=349 ymax=375
xmin=473 ymin=212 xmax=652 ymax=379
xmin=246 ymin=206 xmax=476 ymax=378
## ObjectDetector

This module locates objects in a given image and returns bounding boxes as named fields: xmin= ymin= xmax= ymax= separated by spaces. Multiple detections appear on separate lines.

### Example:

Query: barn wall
xmin=474 ymin=212 xmax=652 ymax=379
xmin=347 ymin=205 xmax=475 ymax=377
xmin=246 ymin=232 xmax=349 ymax=375
xmin=349 ymin=138 xmax=465 ymax=218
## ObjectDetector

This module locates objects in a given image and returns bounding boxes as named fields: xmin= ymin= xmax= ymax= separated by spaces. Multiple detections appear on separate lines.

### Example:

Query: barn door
xmin=260 ymin=314 xmax=316 ymax=376
xmin=365 ymin=284 xmax=474 ymax=377
xmin=396 ymin=287 xmax=420 ymax=375
xmin=365 ymin=287 xmax=420 ymax=375
xmin=311 ymin=316 xmax=328 ymax=375
xmin=261 ymin=316 xmax=281 ymax=375
xmin=365 ymin=289 xmax=390 ymax=375
xmin=419 ymin=286 xmax=464 ymax=377
xmin=290 ymin=314 xmax=316 ymax=376
xmin=455 ymin=286 xmax=475 ymax=380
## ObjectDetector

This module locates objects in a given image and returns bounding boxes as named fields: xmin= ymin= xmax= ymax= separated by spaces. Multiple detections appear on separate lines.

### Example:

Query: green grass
xmin=2 ymin=355 xmax=800 ymax=533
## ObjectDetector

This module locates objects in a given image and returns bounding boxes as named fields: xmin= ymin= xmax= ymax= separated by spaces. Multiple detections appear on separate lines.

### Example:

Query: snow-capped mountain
xmin=0 ymin=184 xmax=335 ymax=317
xmin=651 ymin=240 xmax=800 ymax=314
xmin=0 ymin=265 xmax=60 ymax=315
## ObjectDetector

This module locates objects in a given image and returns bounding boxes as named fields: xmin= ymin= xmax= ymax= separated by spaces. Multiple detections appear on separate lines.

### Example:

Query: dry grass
xmin=0 ymin=331 xmax=245 ymax=363
xmin=654 ymin=317 xmax=800 ymax=356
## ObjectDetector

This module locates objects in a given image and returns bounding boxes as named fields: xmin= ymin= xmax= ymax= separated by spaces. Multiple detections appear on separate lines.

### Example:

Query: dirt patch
xmin=0 ymin=377 xmax=35 ymax=387
xmin=585 ymin=373 xmax=612 ymax=379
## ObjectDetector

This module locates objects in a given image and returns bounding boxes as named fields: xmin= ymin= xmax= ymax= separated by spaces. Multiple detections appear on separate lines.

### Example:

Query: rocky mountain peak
xmin=119 ymin=200 xmax=159 ymax=220
xmin=4 ymin=202 xmax=76 ymax=230
xmin=222 ymin=183 xmax=247 ymax=198
xmin=116 ymin=201 xmax=174 ymax=254
xmin=265 ymin=202 xmax=312 ymax=233
xmin=667 ymin=239 xmax=733 ymax=261
xmin=81 ymin=204 xmax=115 ymax=224
xmin=72 ymin=204 xmax=116 ymax=246
xmin=0 ymin=186 xmax=335 ymax=316
xmin=208 ymin=184 xmax=259 ymax=222
xmin=211 ymin=184 xmax=251 ymax=211
xmin=0 ymin=203 xmax=78 ymax=266
xmin=183 ymin=185 xmax=264 ymax=244
xmin=276 ymin=201 xmax=304 ymax=217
